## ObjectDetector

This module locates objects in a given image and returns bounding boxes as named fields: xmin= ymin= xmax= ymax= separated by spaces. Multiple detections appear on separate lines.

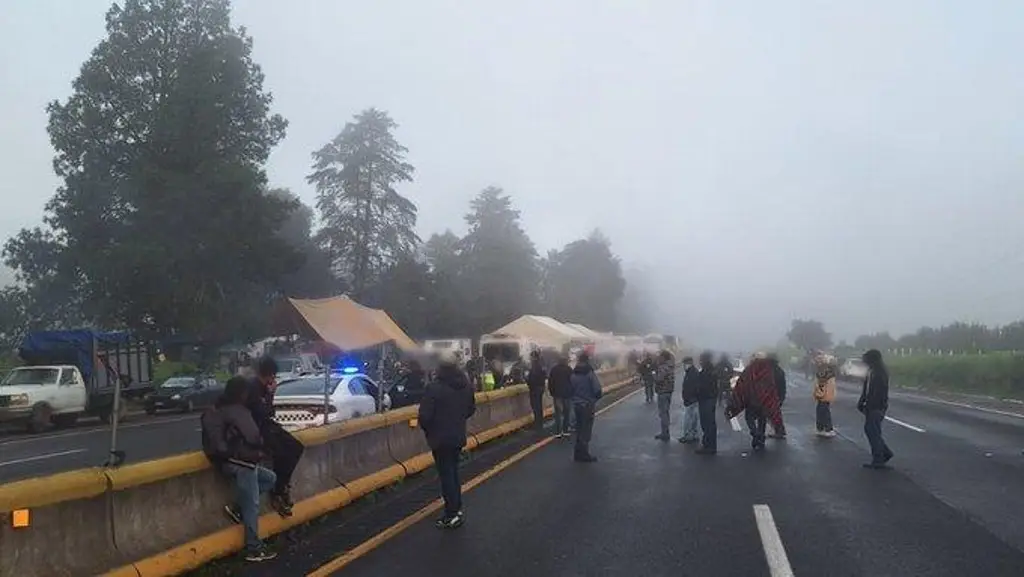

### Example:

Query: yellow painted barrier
xmin=0 ymin=369 xmax=631 ymax=577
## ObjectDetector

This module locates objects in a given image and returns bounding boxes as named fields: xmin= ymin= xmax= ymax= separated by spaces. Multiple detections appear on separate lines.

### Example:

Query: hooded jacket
xmin=858 ymin=350 xmax=889 ymax=412
xmin=527 ymin=360 xmax=547 ymax=390
xmin=680 ymin=365 xmax=700 ymax=405
xmin=202 ymin=399 xmax=264 ymax=467
xmin=547 ymin=361 xmax=573 ymax=399
xmin=570 ymin=361 xmax=603 ymax=405
xmin=419 ymin=364 xmax=477 ymax=450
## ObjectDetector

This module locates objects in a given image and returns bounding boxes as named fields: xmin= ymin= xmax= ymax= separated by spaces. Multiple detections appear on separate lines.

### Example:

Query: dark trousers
xmin=432 ymin=446 xmax=462 ymax=517
xmin=643 ymin=378 xmax=654 ymax=402
xmin=864 ymin=409 xmax=893 ymax=463
xmin=816 ymin=401 xmax=833 ymax=431
xmin=745 ymin=407 xmax=767 ymax=447
xmin=698 ymin=398 xmax=718 ymax=451
xmin=529 ymin=387 xmax=545 ymax=430
xmin=263 ymin=421 xmax=304 ymax=495
xmin=573 ymin=403 xmax=596 ymax=458
xmin=553 ymin=397 xmax=573 ymax=434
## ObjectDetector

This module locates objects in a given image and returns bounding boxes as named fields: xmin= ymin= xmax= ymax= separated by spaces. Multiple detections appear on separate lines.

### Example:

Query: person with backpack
xmin=247 ymin=356 xmax=304 ymax=517
xmin=419 ymin=351 xmax=477 ymax=529
xmin=201 ymin=376 xmax=278 ymax=562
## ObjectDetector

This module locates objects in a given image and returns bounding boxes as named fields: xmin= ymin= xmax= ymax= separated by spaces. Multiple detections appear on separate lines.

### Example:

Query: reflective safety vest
xmin=482 ymin=371 xmax=496 ymax=392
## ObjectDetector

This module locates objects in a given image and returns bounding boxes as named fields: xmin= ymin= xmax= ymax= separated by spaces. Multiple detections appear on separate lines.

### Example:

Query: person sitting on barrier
xmin=247 ymin=356 xmax=304 ymax=517
xmin=419 ymin=350 xmax=477 ymax=530
xmin=527 ymin=350 xmax=548 ymax=433
xmin=548 ymin=355 xmax=574 ymax=438
xmin=201 ymin=376 xmax=278 ymax=563
xmin=570 ymin=352 xmax=603 ymax=463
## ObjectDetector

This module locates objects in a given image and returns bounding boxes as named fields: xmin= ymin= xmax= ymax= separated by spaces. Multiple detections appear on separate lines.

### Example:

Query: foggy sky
xmin=2 ymin=1 xmax=1023 ymax=350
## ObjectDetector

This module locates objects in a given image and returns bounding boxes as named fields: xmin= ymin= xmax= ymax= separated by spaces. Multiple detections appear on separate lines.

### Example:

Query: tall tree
xmin=4 ymin=0 xmax=295 ymax=345
xmin=267 ymin=188 xmax=340 ymax=299
xmin=460 ymin=187 xmax=540 ymax=334
xmin=422 ymin=230 xmax=466 ymax=336
xmin=364 ymin=256 xmax=434 ymax=338
xmin=543 ymin=230 xmax=625 ymax=330
xmin=786 ymin=319 xmax=833 ymax=352
xmin=308 ymin=108 xmax=418 ymax=298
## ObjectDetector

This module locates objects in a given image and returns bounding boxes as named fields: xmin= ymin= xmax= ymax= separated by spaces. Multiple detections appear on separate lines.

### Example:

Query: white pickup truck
xmin=0 ymin=365 xmax=94 ymax=431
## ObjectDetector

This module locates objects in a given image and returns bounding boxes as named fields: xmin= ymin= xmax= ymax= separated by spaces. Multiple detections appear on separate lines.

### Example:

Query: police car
xmin=272 ymin=367 xmax=392 ymax=432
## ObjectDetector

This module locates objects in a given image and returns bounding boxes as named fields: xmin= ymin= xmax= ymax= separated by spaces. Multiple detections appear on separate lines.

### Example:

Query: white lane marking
xmin=730 ymin=417 xmax=742 ymax=431
xmin=753 ymin=504 xmax=795 ymax=577
xmin=901 ymin=394 xmax=1024 ymax=420
xmin=0 ymin=415 xmax=197 ymax=447
xmin=885 ymin=416 xmax=926 ymax=433
xmin=0 ymin=448 xmax=88 ymax=468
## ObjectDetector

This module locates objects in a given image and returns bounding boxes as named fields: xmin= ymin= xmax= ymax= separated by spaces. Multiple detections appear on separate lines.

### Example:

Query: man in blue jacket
xmin=570 ymin=353 xmax=603 ymax=463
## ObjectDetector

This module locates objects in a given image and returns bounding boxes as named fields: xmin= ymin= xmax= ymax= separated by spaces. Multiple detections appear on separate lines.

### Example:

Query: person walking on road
xmin=247 ymin=356 xmax=304 ymax=518
xmin=725 ymin=358 xmax=778 ymax=451
xmin=548 ymin=355 xmax=574 ymax=437
xmin=813 ymin=355 xmax=837 ymax=437
xmin=859 ymin=349 xmax=894 ymax=469
xmin=419 ymin=352 xmax=477 ymax=529
xmin=527 ymin=350 xmax=547 ymax=433
xmin=695 ymin=351 xmax=719 ymax=455
xmin=654 ymin=350 xmax=676 ymax=441
xmin=201 ymin=377 xmax=278 ymax=562
xmin=570 ymin=353 xmax=603 ymax=462
xmin=677 ymin=356 xmax=701 ymax=444
xmin=767 ymin=354 xmax=788 ymax=439
xmin=638 ymin=353 xmax=656 ymax=403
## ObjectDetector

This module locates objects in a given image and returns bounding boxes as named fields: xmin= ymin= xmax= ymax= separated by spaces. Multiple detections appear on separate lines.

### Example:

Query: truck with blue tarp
xmin=0 ymin=329 xmax=154 ymax=432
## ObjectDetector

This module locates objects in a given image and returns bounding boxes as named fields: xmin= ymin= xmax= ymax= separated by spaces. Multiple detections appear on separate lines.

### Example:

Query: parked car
xmin=145 ymin=375 xmax=222 ymax=414
xmin=272 ymin=369 xmax=392 ymax=432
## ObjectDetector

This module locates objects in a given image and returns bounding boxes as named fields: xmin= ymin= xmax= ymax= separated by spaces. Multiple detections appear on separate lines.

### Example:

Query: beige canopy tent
xmin=489 ymin=315 xmax=588 ymax=348
xmin=281 ymin=295 xmax=418 ymax=352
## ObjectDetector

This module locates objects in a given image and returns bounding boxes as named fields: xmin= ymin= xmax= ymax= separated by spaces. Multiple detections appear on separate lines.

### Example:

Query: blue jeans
xmin=679 ymin=402 xmax=700 ymax=441
xmin=224 ymin=463 xmax=277 ymax=551
xmin=553 ymin=397 xmax=574 ymax=434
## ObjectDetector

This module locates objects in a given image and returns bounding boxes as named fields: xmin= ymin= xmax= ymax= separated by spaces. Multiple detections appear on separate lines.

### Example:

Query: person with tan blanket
xmin=812 ymin=355 xmax=837 ymax=437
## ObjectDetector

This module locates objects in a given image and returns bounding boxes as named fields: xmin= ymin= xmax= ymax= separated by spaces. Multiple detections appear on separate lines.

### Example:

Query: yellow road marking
xmin=307 ymin=387 xmax=640 ymax=577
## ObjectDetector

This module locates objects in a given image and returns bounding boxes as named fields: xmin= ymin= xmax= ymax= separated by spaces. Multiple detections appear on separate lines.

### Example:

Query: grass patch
xmin=887 ymin=353 xmax=1024 ymax=399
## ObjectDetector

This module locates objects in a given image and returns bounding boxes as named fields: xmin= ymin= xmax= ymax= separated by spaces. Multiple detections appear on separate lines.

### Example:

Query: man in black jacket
xmin=419 ymin=354 xmax=477 ymax=529
xmin=526 ymin=350 xmax=547 ymax=432
xmin=201 ymin=377 xmax=278 ymax=562
xmin=695 ymin=351 xmax=718 ymax=455
xmin=858 ymin=349 xmax=894 ymax=469
xmin=547 ymin=356 xmax=574 ymax=437
xmin=677 ymin=357 xmax=700 ymax=443
xmin=247 ymin=356 xmax=304 ymax=517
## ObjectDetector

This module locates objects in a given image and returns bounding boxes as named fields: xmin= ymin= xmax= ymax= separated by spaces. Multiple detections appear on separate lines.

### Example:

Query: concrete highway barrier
xmin=0 ymin=369 xmax=632 ymax=577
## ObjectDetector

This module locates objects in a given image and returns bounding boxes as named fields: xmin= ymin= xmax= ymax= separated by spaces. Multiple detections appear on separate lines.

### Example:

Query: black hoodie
xmin=419 ymin=364 xmax=477 ymax=450
xmin=858 ymin=350 xmax=889 ymax=412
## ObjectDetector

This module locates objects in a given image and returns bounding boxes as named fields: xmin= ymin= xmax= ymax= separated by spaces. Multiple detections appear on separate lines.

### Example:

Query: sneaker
xmin=244 ymin=546 xmax=277 ymax=562
xmin=677 ymin=437 xmax=697 ymax=444
xmin=271 ymin=494 xmax=293 ymax=518
xmin=223 ymin=505 xmax=242 ymax=525
xmin=436 ymin=511 xmax=465 ymax=530
xmin=822 ymin=430 xmax=837 ymax=438
xmin=654 ymin=434 xmax=670 ymax=442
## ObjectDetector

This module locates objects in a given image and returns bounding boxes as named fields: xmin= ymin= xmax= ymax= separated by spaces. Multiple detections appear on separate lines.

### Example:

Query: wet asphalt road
xmin=308 ymin=373 xmax=1024 ymax=577
xmin=0 ymin=412 xmax=201 ymax=481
